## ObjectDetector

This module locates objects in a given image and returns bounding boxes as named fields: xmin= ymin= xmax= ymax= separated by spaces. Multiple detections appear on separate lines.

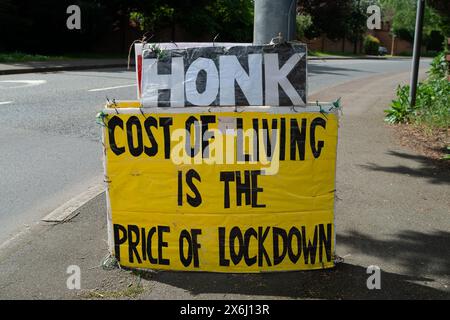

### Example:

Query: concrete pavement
xmin=0 ymin=62 xmax=448 ymax=299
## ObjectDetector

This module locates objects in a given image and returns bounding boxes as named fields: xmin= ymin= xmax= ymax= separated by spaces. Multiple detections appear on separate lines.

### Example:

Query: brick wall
xmin=303 ymin=20 xmax=421 ymax=56
xmin=305 ymin=37 xmax=363 ymax=54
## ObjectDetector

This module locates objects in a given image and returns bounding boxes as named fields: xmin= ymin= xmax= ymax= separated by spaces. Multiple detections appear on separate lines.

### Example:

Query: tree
xmin=298 ymin=0 xmax=377 ymax=53
xmin=129 ymin=0 xmax=254 ymax=42
xmin=296 ymin=13 xmax=313 ymax=40
xmin=0 ymin=0 xmax=143 ymax=54
xmin=345 ymin=1 xmax=376 ymax=54
xmin=379 ymin=0 xmax=447 ymax=43
xmin=0 ymin=0 xmax=253 ymax=54
xmin=427 ymin=0 xmax=450 ymax=36
xmin=427 ymin=0 xmax=450 ymax=19
xmin=298 ymin=0 xmax=353 ymax=40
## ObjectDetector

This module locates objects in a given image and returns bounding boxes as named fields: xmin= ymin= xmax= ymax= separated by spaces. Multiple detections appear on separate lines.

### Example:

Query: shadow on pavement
xmin=338 ymin=230 xmax=450 ymax=278
xmin=142 ymin=262 xmax=449 ymax=299
xmin=136 ymin=228 xmax=450 ymax=299
xmin=360 ymin=150 xmax=450 ymax=185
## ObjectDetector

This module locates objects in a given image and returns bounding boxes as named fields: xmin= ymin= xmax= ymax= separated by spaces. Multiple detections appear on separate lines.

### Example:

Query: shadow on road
xmin=308 ymin=64 xmax=371 ymax=77
xmin=360 ymin=150 xmax=450 ymax=185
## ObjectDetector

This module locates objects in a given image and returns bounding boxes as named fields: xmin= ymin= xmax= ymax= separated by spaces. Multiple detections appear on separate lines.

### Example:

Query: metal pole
xmin=409 ymin=0 xmax=425 ymax=107
xmin=253 ymin=0 xmax=297 ymax=45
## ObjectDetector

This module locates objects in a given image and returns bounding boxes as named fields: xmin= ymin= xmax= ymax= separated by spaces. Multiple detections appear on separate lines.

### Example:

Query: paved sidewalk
xmin=0 ymin=59 xmax=130 ymax=75
xmin=0 ymin=67 xmax=448 ymax=300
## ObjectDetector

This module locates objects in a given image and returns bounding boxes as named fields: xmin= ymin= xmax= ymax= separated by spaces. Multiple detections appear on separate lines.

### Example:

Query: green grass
xmin=308 ymin=50 xmax=361 ymax=57
xmin=397 ymin=51 xmax=441 ymax=58
xmin=0 ymin=52 xmax=65 ymax=63
xmin=62 ymin=53 xmax=128 ymax=59
xmin=81 ymin=284 xmax=144 ymax=299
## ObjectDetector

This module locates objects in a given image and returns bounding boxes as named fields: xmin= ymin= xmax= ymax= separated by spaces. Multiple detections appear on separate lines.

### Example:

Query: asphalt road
xmin=0 ymin=58 xmax=431 ymax=244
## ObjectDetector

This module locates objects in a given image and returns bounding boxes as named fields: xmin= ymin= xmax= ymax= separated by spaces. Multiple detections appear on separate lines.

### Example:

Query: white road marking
xmin=0 ymin=101 xmax=13 ymax=105
xmin=41 ymin=183 xmax=105 ymax=222
xmin=0 ymin=80 xmax=46 ymax=89
xmin=88 ymin=84 xmax=136 ymax=92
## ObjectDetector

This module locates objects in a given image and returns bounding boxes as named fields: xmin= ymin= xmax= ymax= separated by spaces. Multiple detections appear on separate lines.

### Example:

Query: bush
xmin=363 ymin=35 xmax=380 ymax=55
xmin=296 ymin=14 xmax=313 ymax=40
xmin=385 ymin=84 xmax=412 ymax=124
xmin=427 ymin=52 xmax=448 ymax=80
xmin=385 ymin=52 xmax=450 ymax=129
xmin=414 ymin=77 xmax=450 ymax=128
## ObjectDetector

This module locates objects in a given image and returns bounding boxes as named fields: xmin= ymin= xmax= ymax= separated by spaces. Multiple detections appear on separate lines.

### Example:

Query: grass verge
xmin=0 ymin=52 xmax=65 ymax=63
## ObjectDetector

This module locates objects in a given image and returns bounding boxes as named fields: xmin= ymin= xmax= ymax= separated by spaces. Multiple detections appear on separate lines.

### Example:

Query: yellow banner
xmin=104 ymin=110 xmax=338 ymax=272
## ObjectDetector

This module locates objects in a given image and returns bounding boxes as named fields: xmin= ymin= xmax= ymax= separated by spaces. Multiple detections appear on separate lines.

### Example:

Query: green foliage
xmin=148 ymin=43 xmax=167 ymax=60
xmin=299 ymin=0 xmax=378 ymax=49
xmin=129 ymin=5 xmax=175 ymax=33
xmin=128 ymin=0 xmax=253 ymax=42
xmin=299 ymin=0 xmax=352 ymax=40
xmin=413 ymin=77 xmax=450 ymax=129
xmin=427 ymin=52 xmax=448 ymax=79
xmin=385 ymin=53 xmax=450 ymax=130
xmin=398 ymin=50 xmax=441 ymax=57
xmin=443 ymin=147 xmax=450 ymax=160
xmin=379 ymin=0 xmax=448 ymax=45
xmin=385 ymin=84 xmax=412 ymax=124
xmin=296 ymin=14 xmax=313 ymax=40
xmin=363 ymin=35 xmax=381 ymax=55
xmin=0 ymin=52 xmax=59 ymax=63
xmin=209 ymin=0 xmax=254 ymax=42
xmin=427 ymin=0 xmax=450 ymax=36
xmin=345 ymin=1 xmax=368 ymax=44
xmin=0 ymin=0 xmax=136 ymax=54
xmin=0 ymin=0 xmax=253 ymax=54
